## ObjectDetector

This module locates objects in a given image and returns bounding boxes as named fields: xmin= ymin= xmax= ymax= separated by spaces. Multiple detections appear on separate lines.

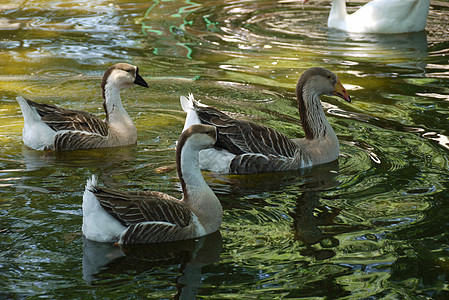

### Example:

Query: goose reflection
xmin=326 ymin=30 xmax=428 ymax=75
xmin=20 ymin=145 xmax=137 ymax=172
xmin=203 ymin=160 xmax=344 ymax=260
xmin=291 ymin=190 xmax=340 ymax=260
xmin=17 ymin=145 xmax=138 ymax=192
xmin=288 ymin=161 xmax=375 ymax=260
xmin=288 ymin=162 xmax=341 ymax=260
xmin=82 ymin=231 xmax=222 ymax=298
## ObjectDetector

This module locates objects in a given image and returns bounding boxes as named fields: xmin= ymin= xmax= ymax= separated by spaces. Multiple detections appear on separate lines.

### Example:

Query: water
xmin=1 ymin=0 xmax=449 ymax=298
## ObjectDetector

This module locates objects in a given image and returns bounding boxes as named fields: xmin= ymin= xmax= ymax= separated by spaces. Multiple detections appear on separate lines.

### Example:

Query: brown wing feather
xmin=195 ymin=105 xmax=299 ymax=158
xmin=24 ymin=98 xmax=108 ymax=136
xmin=119 ymin=222 xmax=194 ymax=244
xmin=89 ymin=186 xmax=193 ymax=228
xmin=54 ymin=131 xmax=108 ymax=151
xmin=229 ymin=153 xmax=300 ymax=174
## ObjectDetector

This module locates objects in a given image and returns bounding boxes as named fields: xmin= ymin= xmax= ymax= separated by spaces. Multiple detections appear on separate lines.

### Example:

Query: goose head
xmin=178 ymin=124 xmax=217 ymax=152
xmin=101 ymin=63 xmax=148 ymax=97
xmin=297 ymin=67 xmax=351 ymax=103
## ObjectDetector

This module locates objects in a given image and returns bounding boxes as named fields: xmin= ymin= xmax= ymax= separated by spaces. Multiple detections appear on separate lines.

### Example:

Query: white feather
xmin=82 ymin=175 xmax=126 ymax=243
xmin=191 ymin=213 xmax=206 ymax=237
xmin=180 ymin=94 xmax=208 ymax=132
xmin=198 ymin=148 xmax=234 ymax=173
xmin=180 ymin=94 xmax=234 ymax=172
xmin=16 ymin=96 xmax=56 ymax=150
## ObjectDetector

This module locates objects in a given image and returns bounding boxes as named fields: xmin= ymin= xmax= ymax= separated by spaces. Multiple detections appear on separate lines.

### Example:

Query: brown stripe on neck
xmin=101 ymin=67 xmax=116 ymax=122
xmin=295 ymin=73 xmax=315 ymax=140
xmin=175 ymin=129 xmax=190 ymax=201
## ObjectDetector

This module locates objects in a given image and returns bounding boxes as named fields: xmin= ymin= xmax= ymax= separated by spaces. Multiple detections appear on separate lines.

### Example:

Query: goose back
xmin=88 ymin=185 xmax=198 ymax=244
xmin=194 ymin=104 xmax=299 ymax=158
xmin=24 ymin=98 xmax=109 ymax=136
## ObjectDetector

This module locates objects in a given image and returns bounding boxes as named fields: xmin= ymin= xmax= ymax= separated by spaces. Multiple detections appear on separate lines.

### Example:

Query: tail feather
xmin=16 ymin=96 xmax=39 ymax=122
xmin=82 ymin=175 xmax=125 ymax=243
xmin=180 ymin=93 xmax=203 ymax=132
xmin=85 ymin=175 xmax=98 ymax=191
xmin=180 ymin=95 xmax=192 ymax=113
xmin=16 ymin=96 xmax=57 ymax=150
xmin=16 ymin=96 xmax=27 ymax=106
xmin=180 ymin=93 xmax=207 ymax=111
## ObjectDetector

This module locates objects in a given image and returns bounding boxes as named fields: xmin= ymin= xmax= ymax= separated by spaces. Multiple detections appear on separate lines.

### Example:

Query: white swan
xmin=16 ymin=63 xmax=148 ymax=151
xmin=325 ymin=0 xmax=430 ymax=34
xmin=82 ymin=124 xmax=222 ymax=244
xmin=181 ymin=67 xmax=351 ymax=174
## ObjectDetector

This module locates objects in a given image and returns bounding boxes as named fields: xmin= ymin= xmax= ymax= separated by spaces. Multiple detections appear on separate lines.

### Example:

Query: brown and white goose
xmin=181 ymin=67 xmax=351 ymax=174
xmin=82 ymin=124 xmax=222 ymax=244
xmin=16 ymin=63 xmax=148 ymax=151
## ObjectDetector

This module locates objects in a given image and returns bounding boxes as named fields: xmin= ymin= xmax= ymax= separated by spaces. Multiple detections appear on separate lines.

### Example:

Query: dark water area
xmin=1 ymin=0 xmax=449 ymax=298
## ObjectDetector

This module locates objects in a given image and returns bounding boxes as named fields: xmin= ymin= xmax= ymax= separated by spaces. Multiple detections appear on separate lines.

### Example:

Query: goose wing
xmin=24 ymin=98 xmax=109 ymax=136
xmin=53 ymin=131 xmax=108 ymax=151
xmin=119 ymin=222 xmax=194 ymax=244
xmin=195 ymin=105 xmax=299 ymax=158
xmin=89 ymin=186 xmax=193 ymax=228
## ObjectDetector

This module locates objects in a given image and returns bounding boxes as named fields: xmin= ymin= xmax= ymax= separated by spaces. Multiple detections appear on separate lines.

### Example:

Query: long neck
xmin=177 ymin=140 xmax=213 ymax=201
xmin=102 ymin=84 xmax=133 ymax=126
xmin=328 ymin=0 xmax=348 ymax=26
xmin=296 ymin=82 xmax=340 ymax=165
xmin=177 ymin=140 xmax=222 ymax=230
xmin=297 ymin=83 xmax=335 ymax=141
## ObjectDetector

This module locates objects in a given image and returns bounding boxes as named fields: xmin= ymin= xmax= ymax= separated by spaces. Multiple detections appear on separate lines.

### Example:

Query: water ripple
xmin=141 ymin=0 xmax=449 ymax=74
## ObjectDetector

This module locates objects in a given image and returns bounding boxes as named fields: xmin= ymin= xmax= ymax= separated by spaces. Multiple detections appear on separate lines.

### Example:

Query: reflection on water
xmin=292 ymin=191 xmax=341 ymax=260
xmin=326 ymin=30 xmax=428 ymax=56
xmin=83 ymin=232 xmax=222 ymax=298
xmin=325 ymin=30 xmax=428 ymax=77
xmin=289 ymin=164 xmax=342 ymax=260
xmin=1 ymin=0 xmax=449 ymax=298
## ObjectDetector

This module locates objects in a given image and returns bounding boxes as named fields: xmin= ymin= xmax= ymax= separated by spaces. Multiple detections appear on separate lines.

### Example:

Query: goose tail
xmin=16 ymin=96 xmax=40 ymax=123
xmin=85 ymin=175 xmax=98 ymax=191
xmin=180 ymin=93 xmax=203 ymax=132
xmin=82 ymin=175 xmax=125 ymax=243
xmin=16 ymin=96 xmax=57 ymax=150
xmin=180 ymin=93 xmax=195 ymax=112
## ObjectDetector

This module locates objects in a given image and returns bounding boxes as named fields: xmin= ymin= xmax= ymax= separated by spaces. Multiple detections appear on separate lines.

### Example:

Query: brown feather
xmin=24 ymin=98 xmax=109 ymax=136
xmin=89 ymin=186 xmax=193 ymax=228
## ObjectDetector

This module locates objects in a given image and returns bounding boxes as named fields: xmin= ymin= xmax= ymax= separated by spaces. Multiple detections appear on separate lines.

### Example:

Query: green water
xmin=1 ymin=0 xmax=449 ymax=298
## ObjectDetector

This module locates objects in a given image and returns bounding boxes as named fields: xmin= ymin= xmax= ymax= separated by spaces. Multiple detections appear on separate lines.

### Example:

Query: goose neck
xmin=329 ymin=0 xmax=348 ymax=25
xmin=177 ymin=140 xmax=211 ymax=199
xmin=176 ymin=139 xmax=222 ymax=230
xmin=102 ymin=83 xmax=132 ymax=125
xmin=297 ymin=84 xmax=335 ymax=141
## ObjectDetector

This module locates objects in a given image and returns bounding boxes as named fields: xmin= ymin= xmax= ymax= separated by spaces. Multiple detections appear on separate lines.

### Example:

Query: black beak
xmin=134 ymin=71 xmax=148 ymax=88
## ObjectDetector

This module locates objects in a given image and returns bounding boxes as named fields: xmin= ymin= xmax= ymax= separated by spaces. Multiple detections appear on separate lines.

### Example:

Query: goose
xmin=82 ymin=124 xmax=222 ymax=244
xmin=324 ymin=0 xmax=430 ymax=34
xmin=16 ymin=63 xmax=148 ymax=151
xmin=181 ymin=67 xmax=351 ymax=174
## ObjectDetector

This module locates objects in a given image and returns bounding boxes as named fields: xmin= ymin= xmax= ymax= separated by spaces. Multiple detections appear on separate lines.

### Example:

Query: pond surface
xmin=1 ymin=0 xmax=449 ymax=298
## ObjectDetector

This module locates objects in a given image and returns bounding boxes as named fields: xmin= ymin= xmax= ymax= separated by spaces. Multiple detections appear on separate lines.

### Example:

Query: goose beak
xmin=134 ymin=73 xmax=149 ymax=88
xmin=331 ymin=78 xmax=351 ymax=103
